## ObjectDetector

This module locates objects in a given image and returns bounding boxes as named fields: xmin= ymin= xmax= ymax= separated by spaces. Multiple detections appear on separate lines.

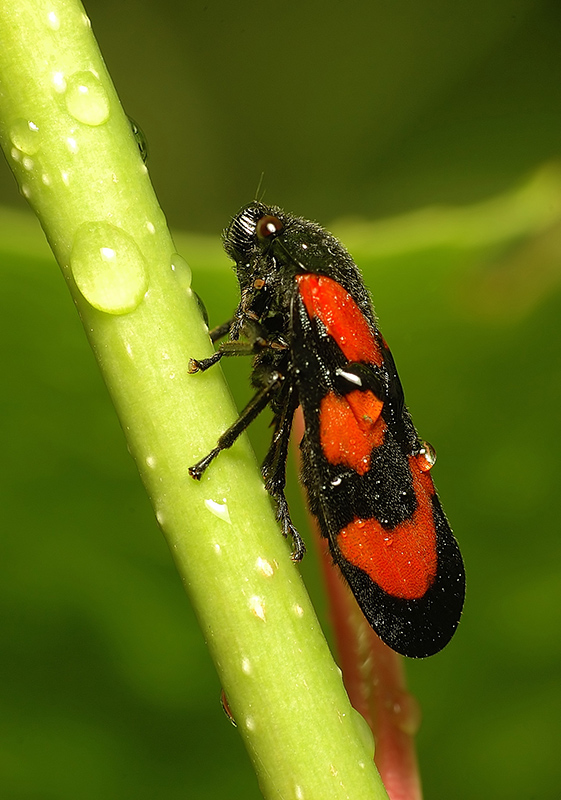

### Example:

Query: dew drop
xmin=248 ymin=595 xmax=266 ymax=622
xmin=417 ymin=440 xmax=437 ymax=472
xmin=46 ymin=10 xmax=60 ymax=30
xmin=255 ymin=557 xmax=274 ymax=577
xmin=70 ymin=221 xmax=148 ymax=314
xmin=204 ymin=497 xmax=231 ymax=524
xmin=245 ymin=716 xmax=256 ymax=732
xmin=241 ymin=657 xmax=252 ymax=675
xmin=65 ymin=71 xmax=110 ymax=126
xmin=10 ymin=119 xmax=40 ymax=155
xmin=128 ymin=116 xmax=148 ymax=163
xmin=170 ymin=253 xmax=192 ymax=290
xmin=52 ymin=71 xmax=66 ymax=93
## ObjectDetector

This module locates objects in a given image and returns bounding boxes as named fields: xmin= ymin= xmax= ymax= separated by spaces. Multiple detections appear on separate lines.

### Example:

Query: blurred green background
xmin=2 ymin=1 xmax=561 ymax=798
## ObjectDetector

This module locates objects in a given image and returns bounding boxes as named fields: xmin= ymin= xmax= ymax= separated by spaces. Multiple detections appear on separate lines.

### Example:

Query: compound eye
xmin=256 ymin=214 xmax=283 ymax=240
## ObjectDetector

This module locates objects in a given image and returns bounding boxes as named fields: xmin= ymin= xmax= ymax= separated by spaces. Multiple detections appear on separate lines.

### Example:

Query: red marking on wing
xmin=320 ymin=390 xmax=385 ymax=475
xmin=336 ymin=460 xmax=438 ymax=599
xmin=296 ymin=273 xmax=383 ymax=366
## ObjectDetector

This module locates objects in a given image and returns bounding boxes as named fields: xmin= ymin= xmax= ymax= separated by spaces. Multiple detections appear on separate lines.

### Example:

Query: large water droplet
xmin=65 ymin=71 xmax=110 ymax=126
xmin=10 ymin=119 xmax=40 ymax=155
xmin=70 ymin=221 xmax=149 ymax=314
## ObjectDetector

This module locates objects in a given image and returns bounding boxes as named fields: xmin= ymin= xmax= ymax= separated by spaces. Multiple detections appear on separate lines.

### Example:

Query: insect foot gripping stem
xmin=188 ymin=448 xmax=222 ymax=480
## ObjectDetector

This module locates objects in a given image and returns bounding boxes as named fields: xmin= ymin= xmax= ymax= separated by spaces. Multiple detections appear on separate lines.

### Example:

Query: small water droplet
xmin=293 ymin=604 xmax=304 ymax=617
xmin=294 ymin=785 xmax=305 ymax=800
xmin=47 ymin=10 xmax=60 ymax=30
xmin=22 ymin=156 xmax=34 ymax=171
xmin=241 ymin=657 xmax=251 ymax=675
xmin=145 ymin=455 xmax=156 ymax=469
xmin=66 ymin=136 xmax=78 ymax=153
xmin=10 ymin=119 xmax=40 ymax=155
xmin=417 ymin=440 xmax=437 ymax=472
xmin=170 ymin=253 xmax=192 ymax=290
xmin=128 ymin=116 xmax=148 ymax=163
xmin=350 ymin=707 xmax=375 ymax=758
xmin=146 ymin=221 xmax=155 ymax=234
xmin=255 ymin=557 xmax=274 ymax=577
xmin=52 ymin=71 xmax=66 ymax=93
xmin=245 ymin=716 xmax=256 ymax=732
xmin=70 ymin=221 xmax=149 ymax=314
xmin=21 ymin=184 xmax=31 ymax=198
xmin=204 ymin=497 xmax=231 ymax=524
xmin=65 ymin=71 xmax=110 ymax=126
xmin=248 ymin=595 xmax=266 ymax=621
xmin=220 ymin=689 xmax=237 ymax=727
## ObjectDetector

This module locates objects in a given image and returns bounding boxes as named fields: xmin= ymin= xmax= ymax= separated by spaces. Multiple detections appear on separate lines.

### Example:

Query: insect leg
xmin=261 ymin=385 xmax=306 ymax=561
xmin=189 ymin=370 xmax=283 ymax=480
xmin=189 ymin=326 xmax=288 ymax=373
xmin=209 ymin=318 xmax=234 ymax=343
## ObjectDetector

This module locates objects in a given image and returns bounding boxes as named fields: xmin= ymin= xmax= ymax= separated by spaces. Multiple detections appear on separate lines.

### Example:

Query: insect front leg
xmin=209 ymin=318 xmax=234 ymax=343
xmin=189 ymin=317 xmax=287 ymax=374
xmin=189 ymin=370 xmax=284 ymax=480
xmin=261 ymin=384 xmax=306 ymax=561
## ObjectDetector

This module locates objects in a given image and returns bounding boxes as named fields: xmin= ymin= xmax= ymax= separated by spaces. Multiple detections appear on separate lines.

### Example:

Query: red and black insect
xmin=189 ymin=202 xmax=465 ymax=658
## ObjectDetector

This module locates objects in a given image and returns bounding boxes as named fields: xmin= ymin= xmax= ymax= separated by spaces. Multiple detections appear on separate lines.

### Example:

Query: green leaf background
xmin=1 ymin=2 xmax=560 ymax=798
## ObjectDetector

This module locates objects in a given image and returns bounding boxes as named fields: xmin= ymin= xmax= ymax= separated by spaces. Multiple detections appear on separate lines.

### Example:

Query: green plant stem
xmin=0 ymin=2 xmax=388 ymax=797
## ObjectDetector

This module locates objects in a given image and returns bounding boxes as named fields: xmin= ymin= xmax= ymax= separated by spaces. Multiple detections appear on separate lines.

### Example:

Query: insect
xmin=189 ymin=202 xmax=465 ymax=658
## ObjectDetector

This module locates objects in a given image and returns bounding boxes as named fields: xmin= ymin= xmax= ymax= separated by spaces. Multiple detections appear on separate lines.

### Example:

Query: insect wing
xmin=291 ymin=272 xmax=465 ymax=658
